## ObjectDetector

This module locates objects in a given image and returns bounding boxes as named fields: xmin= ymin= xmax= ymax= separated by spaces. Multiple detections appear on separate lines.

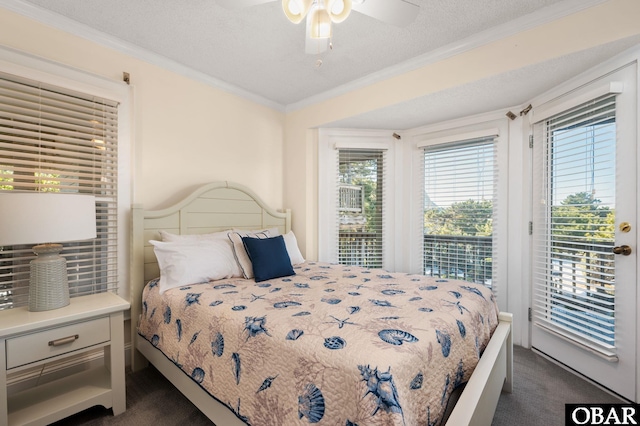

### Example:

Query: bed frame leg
xmin=500 ymin=312 xmax=513 ymax=393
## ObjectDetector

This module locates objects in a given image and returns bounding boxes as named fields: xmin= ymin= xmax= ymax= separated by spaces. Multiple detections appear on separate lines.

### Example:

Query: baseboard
xmin=531 ymin=347 xmax=630 ymax=403
xmin=7 ymin=342 xmax=132 ymax=395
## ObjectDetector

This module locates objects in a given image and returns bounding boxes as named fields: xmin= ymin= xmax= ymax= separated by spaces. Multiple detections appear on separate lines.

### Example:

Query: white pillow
xmin=159 ymin=230 xmax=229 ymax=242
xmin=283 ymin=231 xmax=305 ymax=265
xmin=228 ymin=229 xmax=272 ymax=279
xmin=150 ymin=239 xmax=241 ymax=294
xmin=232 ymin=227 xmax=280 ymax=237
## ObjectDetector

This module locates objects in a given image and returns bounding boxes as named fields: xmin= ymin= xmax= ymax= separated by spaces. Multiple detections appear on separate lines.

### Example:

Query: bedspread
xmin=138 ymin=262 xmax=499 ymax=425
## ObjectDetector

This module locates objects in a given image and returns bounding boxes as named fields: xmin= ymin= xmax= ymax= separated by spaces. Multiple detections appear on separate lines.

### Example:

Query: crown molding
xmin=0 ymin=0 xmax=286 ymax=112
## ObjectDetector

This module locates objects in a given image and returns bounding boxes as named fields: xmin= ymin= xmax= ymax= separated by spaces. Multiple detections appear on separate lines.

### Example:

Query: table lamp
xmin=0 ymin=192 xmax=96 ymax=311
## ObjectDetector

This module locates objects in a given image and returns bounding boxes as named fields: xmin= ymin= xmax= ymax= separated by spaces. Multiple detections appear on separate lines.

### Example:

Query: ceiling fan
xmin=216 ymin=0 xmax=420 ymax=54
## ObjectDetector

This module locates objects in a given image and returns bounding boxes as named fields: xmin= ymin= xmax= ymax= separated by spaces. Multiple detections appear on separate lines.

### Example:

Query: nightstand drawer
xmin=6 ymin=316 xmax=110 ymax=369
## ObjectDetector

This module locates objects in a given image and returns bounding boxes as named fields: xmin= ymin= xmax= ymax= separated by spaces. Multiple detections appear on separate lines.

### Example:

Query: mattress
xmin=138 ymin=261 xmax=499 ymax=425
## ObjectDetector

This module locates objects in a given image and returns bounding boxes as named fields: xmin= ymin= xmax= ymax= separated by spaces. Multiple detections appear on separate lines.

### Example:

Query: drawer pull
xmin=49 ymin=334 xmax=79 ymax=347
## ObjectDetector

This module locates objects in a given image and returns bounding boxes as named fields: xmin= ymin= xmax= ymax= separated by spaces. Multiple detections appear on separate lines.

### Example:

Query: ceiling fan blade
xmin=216 ymin=0 xmax=273 ymax=10
xmin=352 ymin=0 xmax=419 ymax=27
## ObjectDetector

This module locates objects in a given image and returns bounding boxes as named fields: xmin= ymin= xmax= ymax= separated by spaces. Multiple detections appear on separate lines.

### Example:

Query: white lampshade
xmin=0 ymin=192 xmax=96 ymax=312
xmin=0 ymin=192 xmax=96 ymax=246
xmin=309 ymin=7 xmax=332 ymax=39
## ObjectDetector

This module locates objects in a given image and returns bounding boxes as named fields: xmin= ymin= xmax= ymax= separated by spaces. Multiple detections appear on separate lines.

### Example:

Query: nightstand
xmin=0 ymin=292 xmax=130 ymax=426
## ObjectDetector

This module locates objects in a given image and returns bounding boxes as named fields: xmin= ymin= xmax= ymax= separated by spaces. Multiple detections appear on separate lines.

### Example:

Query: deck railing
xmin=338 ymin=231 xmax=382 ymax=269
xmin=423 ymin=234 xmax=493 ymax=286
xmin=338 ymin=185 xmax=364 ymax=213
xmin=339 ymin=233 xmax=615 ymax=294
xmin=338 ymin=232 xmax=494 ymax=285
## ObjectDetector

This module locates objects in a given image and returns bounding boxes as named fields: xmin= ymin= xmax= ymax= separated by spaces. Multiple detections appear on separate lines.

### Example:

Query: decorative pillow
xmin=228 ymin=230 xmax=272 ymax=279
xmin=159 ymin=230 xmax=229 ymax=242
xmin=150 ymin=239 xmax=241 ymax=293
xmin=242 ymin=235 xmax=295 ymax=282
xmin=282 ymin=231 xmax=305 ymax=265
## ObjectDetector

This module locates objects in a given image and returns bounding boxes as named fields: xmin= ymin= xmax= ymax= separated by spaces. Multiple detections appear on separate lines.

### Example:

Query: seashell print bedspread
xmin=138 ymin=261 xmax=499 ymax=426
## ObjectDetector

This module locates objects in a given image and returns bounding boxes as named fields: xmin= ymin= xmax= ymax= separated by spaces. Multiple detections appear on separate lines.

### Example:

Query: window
xmin=0 ymin=71 xmax=119 ymax=309
xmin=337 ymin=149 xmax=386 ymax=268
xmin=317 ymin=130 xmax=394 ymax=269
xmin=532 ymin=93 xmax=617 ymax=351
xmin=421 ymin=137 xmax=498 ymax=288
xmin=318 ymin=126 xmax=504 ymax=300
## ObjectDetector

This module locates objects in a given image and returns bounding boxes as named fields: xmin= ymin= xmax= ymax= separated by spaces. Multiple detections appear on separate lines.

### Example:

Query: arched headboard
xmin=130 ymin=181 xmax=291 ymax=369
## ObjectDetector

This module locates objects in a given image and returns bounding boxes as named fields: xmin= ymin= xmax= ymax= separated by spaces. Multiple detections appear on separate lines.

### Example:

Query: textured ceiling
xmin=11 ymin=0 xmax=639 ymax=129
xmin=19 ymin=0 xmax=564 ymax=105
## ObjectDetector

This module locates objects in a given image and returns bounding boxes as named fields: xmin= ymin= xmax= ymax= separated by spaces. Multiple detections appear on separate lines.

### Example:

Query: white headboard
xmin=130 ymin=181 xmax=291 ymax=369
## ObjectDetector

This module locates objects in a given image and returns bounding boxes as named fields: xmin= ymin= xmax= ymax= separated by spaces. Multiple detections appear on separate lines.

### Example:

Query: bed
xmin=130 ymin=181 xmax=513 ymax=425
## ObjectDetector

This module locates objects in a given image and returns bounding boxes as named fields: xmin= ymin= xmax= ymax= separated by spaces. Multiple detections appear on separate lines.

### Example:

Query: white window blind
xmin=0 ymin=71 xmax=119 ymax=309
xmin=532 ymin=94 xmax=616 ymax=353
xmin=422 ymin=137 xmax=498 ymax=290
xmin=337 ymin=149 xmax=386 ymax=268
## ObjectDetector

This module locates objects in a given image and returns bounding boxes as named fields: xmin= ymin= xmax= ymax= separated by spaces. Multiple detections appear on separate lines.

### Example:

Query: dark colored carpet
xmin=52 ymin=345 xmax=623 ymax=425
xmin=51 ymin=366 xmax=211 ymax=426
xmin=492 ymin=346 xmax=623 ymax=426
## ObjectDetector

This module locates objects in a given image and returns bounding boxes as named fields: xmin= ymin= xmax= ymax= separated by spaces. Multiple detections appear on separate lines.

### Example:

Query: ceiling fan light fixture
xmin=309 ymin=6 xmax=332 ymax=39
xmin=327 ymin=0 xmax=352 ymax=24
xmin=282 ymin=0 xmax=313 ymax=24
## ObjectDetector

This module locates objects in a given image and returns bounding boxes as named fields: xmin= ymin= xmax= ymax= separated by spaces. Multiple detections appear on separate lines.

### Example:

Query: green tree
xmin=551 ymin=191 xmax=615 ymax=297
xmin=552 ymin=192 xmax=613 ymax=242
xmin=35 ymin=172 xmax=61 ymax=192
xmin=423 ymin=199 xmax=493 ymax=283
xmin=339 ymin=155 xmax=382 ymax=233
xmin=338 ymin=153 xmax=384 ymax=269
xmin=0 ymin=168 xmax=13 ymax=190
xmin=424 ymin=199 xmax=493 ymax=236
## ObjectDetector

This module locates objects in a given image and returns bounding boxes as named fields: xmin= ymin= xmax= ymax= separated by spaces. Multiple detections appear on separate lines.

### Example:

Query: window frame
xmin=0 ymin=46 xmax=132 ymax=303
xmin=410 ymin=119 xmax=509 ymax=312
xmin=532 ymin=93 xmax=618 ymax=352
xmin=318 ymin=121 xmax=509 ymax=312
xmin=421 ymin=136 xmax=498 ymax=285
xmin=317 ymin=129 xmax=396 ymax=270
xmin=337 ymin=148 xmax=386 ymax=268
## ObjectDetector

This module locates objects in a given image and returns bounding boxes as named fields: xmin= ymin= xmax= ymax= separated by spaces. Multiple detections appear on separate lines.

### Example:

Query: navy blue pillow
xmin=242 ymin=235 xmax=295 ymax=282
